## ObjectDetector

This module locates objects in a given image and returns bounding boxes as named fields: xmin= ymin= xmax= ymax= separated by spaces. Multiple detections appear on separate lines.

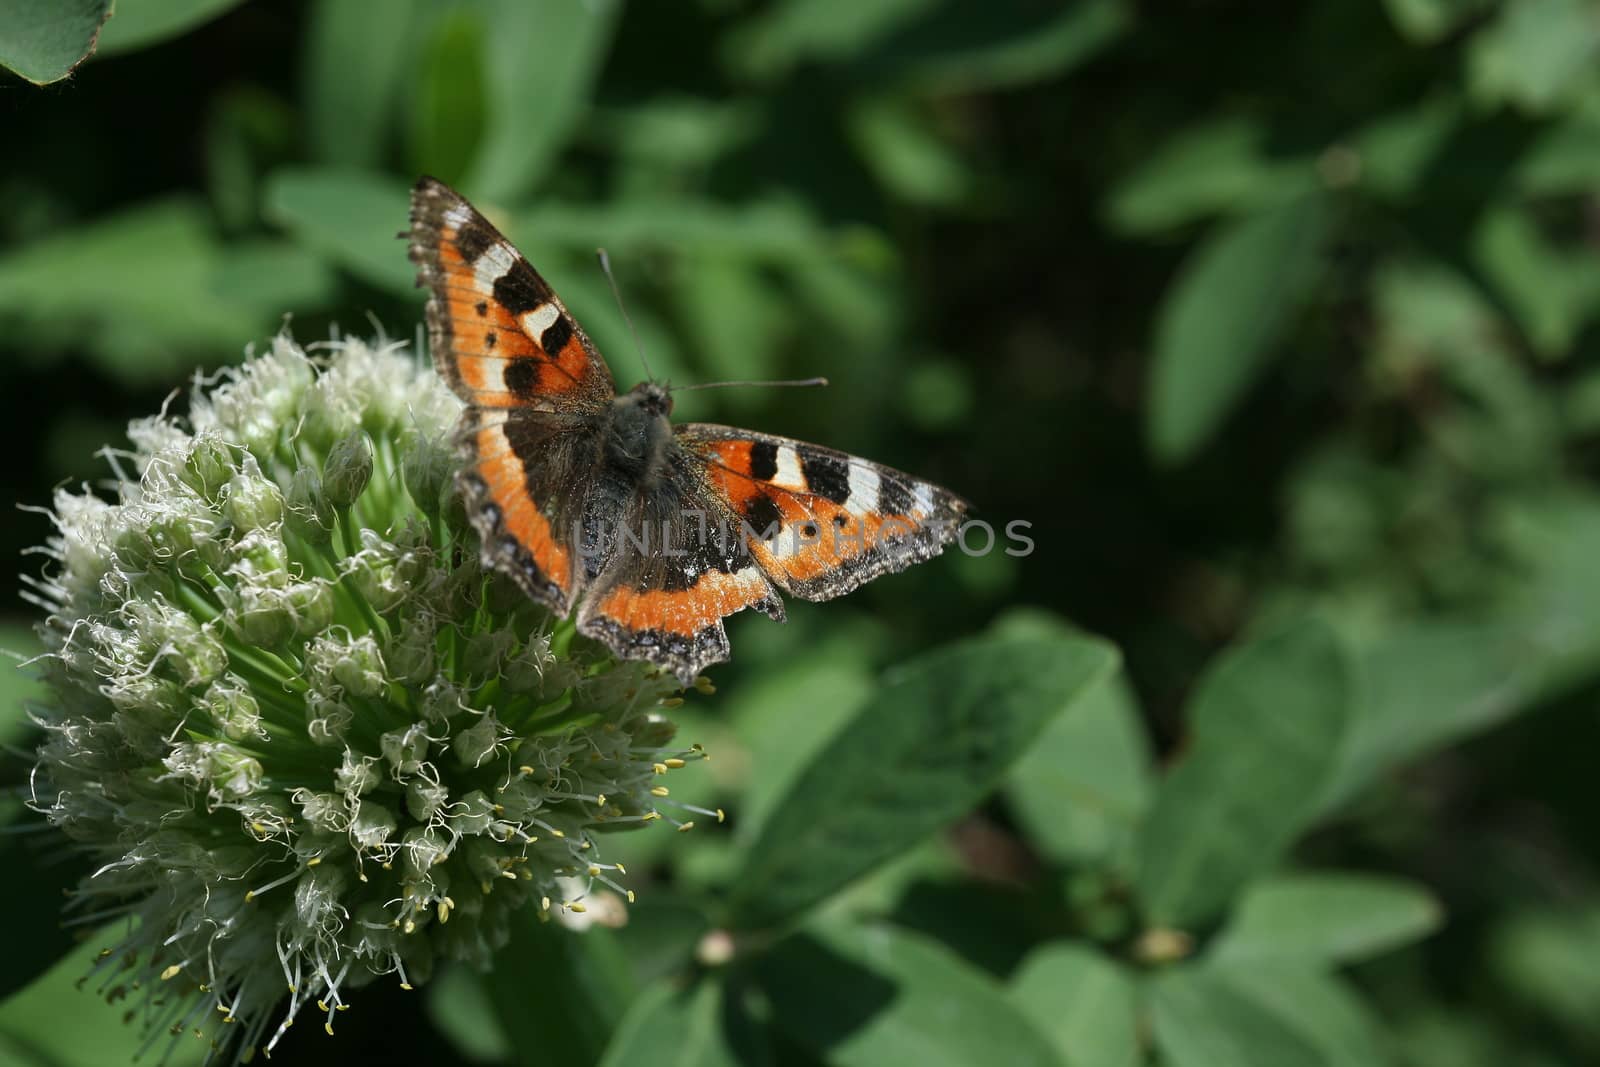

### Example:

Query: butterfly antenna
xmin=596 ymin=248 xmax=655 ymax=382
xmin=672 ymin=377 xmax=830 ymax=393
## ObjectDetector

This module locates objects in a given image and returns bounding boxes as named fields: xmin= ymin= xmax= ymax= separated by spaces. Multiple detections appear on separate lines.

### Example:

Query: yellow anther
xmin=677 ymin=821 xmax=695 ymax=833
xmin=595 ymin=794 xmax=606 ymax=806
xmin=161 ymin=965 xmax=182 ymax=981
xmin=716 ymin=809 xmax=726 ymax=823
xmin=588 ymin=865 xmax=602 ymax=877
xmin=663 ymin=758 xmax=686 ymax=769
xmin=615 ymin=862 xmax=627 ymax=875
xmin=651 ymin=786 xmax=670 ymax=797
xmin=626 ymin=890 xmax=636 ymax=903
xmin=306 ymin=857 xmax=322 ymax=867
xmin=653 ymin=762 xmax=668 ymax=775
xmin=541 ymin=896 xmax=551 ymax=911
xmin=569 ymin=902 xmax=587 ymax=913
xmin=661 ymin=697 xmax=684 ymax=708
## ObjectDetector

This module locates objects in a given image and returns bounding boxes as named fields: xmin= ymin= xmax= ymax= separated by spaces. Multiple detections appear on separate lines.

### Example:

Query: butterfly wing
xmin=677 ymin=424 xmax=969 ymax=601
xmin=409 ymin=176 xmax=614 ymax=413
xmin=411 ymin=177 xmax=616 ymax=614
xmin=575 ymin=447 xmax=786 ymax=683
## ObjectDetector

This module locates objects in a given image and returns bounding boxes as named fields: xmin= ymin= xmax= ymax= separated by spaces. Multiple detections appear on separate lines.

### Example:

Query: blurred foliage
xmin=6 ymin=0 xmax=1600 ymax=1064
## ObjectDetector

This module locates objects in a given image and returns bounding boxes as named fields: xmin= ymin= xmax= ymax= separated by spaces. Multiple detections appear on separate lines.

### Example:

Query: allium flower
xmin=23 ymin=334 xmax=714 ymax=1062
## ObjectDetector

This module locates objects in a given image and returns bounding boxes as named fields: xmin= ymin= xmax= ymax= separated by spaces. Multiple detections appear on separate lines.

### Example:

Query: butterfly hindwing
xmin=576 ymin=455 xmax=786 ymax=681
xmin=409 ymin=177 xmax=614 ymax=413
xmin=456 ymin=407 xmax=604 ymax=615
xmin=677 ymin=424 xmax=969 ymax=602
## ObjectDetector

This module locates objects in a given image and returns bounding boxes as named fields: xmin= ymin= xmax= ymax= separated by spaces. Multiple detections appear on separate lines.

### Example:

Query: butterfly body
xmin=409 ymin=177 xmax=967 ymax=683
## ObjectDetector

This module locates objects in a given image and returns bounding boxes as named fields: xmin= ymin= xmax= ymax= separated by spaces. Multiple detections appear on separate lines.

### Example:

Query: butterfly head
xmin=620 ymin=381 xmax=673 ymax=418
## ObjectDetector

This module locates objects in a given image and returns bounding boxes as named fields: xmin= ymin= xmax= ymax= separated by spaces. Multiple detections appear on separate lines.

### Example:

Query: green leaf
xmin=1134 ymin=619 xmax=1351 ymax=928
xmin=1010 ymin=942 xmax=1141 ymax=1067
xmin=0 ymin=932 xmax=206 ymax=1066
xmin=464 ymin=0 xmax=621 ymax=201
xmin=599 ymin=977 xmax=758 ymax=1067
xmin=1470 ymin=201 xmax=1600 ymax=359
xmin=0 ymin=198 xmax=283 ymax=381
xmin=728 ymin=0 xmax=938 ymax=80
xmin=408 ymin=10 xmax=488 ymax=187
xmin=1148 ymin=968 xmax=1325 ymax=1067
xmin=1106 ymin=117 xmax=1318 ymax=235
xmin=1467 ymin=0 xmax=1600 ymax=114
xmin=853 ymin=0 xmax=1130 ymax=95
xmin=1152 ymin=965 xmax=1391 ymax=1067
xmin=1147 ymin=194 xmax=1332 ymax=464
xmin=95 ymin=0 xmax=243 ymax=55
xmin=304 ymin=0 xmax=428 ymax=168
xmin=1318 ymin=619 xmax=1550 ymax=812
xmin=485 ymin=911 xmax=636 ymax=1067
xmin=725 ymin=629 xmax=1118 ymax=930
xmin=1210 ymin=872 xmax=1443 ymax=965
xmin=1489 ymin=906 xmax=1600 ymax=1043
xmin=425 ymin=965 xmax=512 ymax=1064
xmin=263 ymin=167 xmax=416 ymax=295
xmin=848 ymin=96 xmax=974 ymax=207
xmin=758 ymin=922 xmax=1061 ymax=1067
xmin=1382 ymin=0 xmax=1493 ymax=43
xmin=0 ymin=0 xmax=110 ymax=85
xmin=1007 ymin=663 xmax=1151 ymax=867
xmin=0 ymin=621 xmax=45 ymax=748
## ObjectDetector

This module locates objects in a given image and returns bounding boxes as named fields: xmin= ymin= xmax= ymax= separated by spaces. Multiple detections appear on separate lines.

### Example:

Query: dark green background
xmin=4 ymin=1 xmax=1600 ymax=1065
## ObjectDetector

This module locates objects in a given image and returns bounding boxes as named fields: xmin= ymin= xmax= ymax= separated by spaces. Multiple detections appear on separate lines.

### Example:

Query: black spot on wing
xmin=540 ymin=316 xmax=573 ymax=358
xmin=749 ymin=440 xmax=778 ymax=481
xmin=492 ymin=260 xmax=549 ymax=316
xmin=504 ymin=359 xmax=539 ymax=399
xmin=741 ymin=494 xmax=783 ymax=539
xmin=455 ymin=222 xmax=496 ymax=264
xmin=802 ymin=452 xmax=851 ymax=505
xmin=879 ymin=476 xmax=915 ymax=517
xmin=475 ymin=301 xmax=488 ymax=316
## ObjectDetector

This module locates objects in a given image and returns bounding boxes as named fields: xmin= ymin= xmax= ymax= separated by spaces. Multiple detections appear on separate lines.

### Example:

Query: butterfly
xmin=408 ymin=177 xmax=968 ymax=684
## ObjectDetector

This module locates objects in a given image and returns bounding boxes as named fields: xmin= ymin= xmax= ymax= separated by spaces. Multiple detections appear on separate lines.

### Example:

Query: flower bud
xmin=180 ymin=434 xmax=235 ymax=500
xmin=402 ymin=430 xmax=454 ymax=517
xmin=323 ymin=431 xmax=373 ymax=509
xmin=286 ymin=466 xmax=334 ymax=545
xmin=222 ymin=460 xmax=284 ymax=531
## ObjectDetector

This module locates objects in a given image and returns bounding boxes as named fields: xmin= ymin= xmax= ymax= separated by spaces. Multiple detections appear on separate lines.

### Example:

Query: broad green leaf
xmin=1516 ymin=115 xmax=1600 ymax=195
xmin=0 ymin=931 xmax=205 ymax=1066
xmin=728 ymin=0 xmax=937 ymax=79
xmin=1319 ymin=619 xmax=1550 ymax=812
xmin=0 ymin=199 xmax=282 ymax=381
xmin=0 ymin=0 xmax=110 ymax=84
xmin=1149 ymin=968 xmax=1327 ymax=1067
xmin=486 ymin=911 xmax=636 ymax=1067
xmin=426 ymin=965 xmax=512 ymax=1064
xmin=208 ymin=240 xmax=340 ymax=315
xmin=464 ymin=0 xmax=621 ymax=201
xmin=1134 ymin=619 xmax=1351 ymax=928
xmin=0 ymin=622 xmax=45 ymax=747
xmin=1471 ymin=201 xmax=1600 ymax=358
xmin=304 ymin=0 xmax=427 ymax=167
xmin=759 ymin=922 xmax=1061 ymax=1067
xmin=725 ymin=629 xmax=1117 ymax=930
xmin=853 ymin=0 xmax=1130 ymax=95
xmin=848 ymin=96 xmax=974 ymax=206
xmin=1007 ymin=664 xmax=1151 ymax=866
xmin=1106 ymin=117 xmax=1317 ymax=235
xmin=1159 ymin=965 xmax=1392 ymax=1067
xmin=95 ymin=0 xmax=243 ymax=55
xmin=599 ymin=978 xmax=755 ymax=1067
xmin=1350 ymin=96 xmax=1461 ymax=200
xmin=1489 ymin=906 xmax=1600 ymax=1043
xmin=264 ymin=168 xmax=416 ymax=295
xmin=1382 ymin=0 xmax=1493 ymax=43
xmin=1467 ymin=0 xmax=1600 ymax=114
xmin=1210 ymin=872 xmax=1442 ymax=965
xmin=673 ymin=253 xmax=786 ymax=386
xmin=408 ymin=10 xmax=488 ymax=187
xmin=1147 ymin=194 xmax=1332 ymax=464
xmin=1011 ymin=942 xmax=1141 ymax=1067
